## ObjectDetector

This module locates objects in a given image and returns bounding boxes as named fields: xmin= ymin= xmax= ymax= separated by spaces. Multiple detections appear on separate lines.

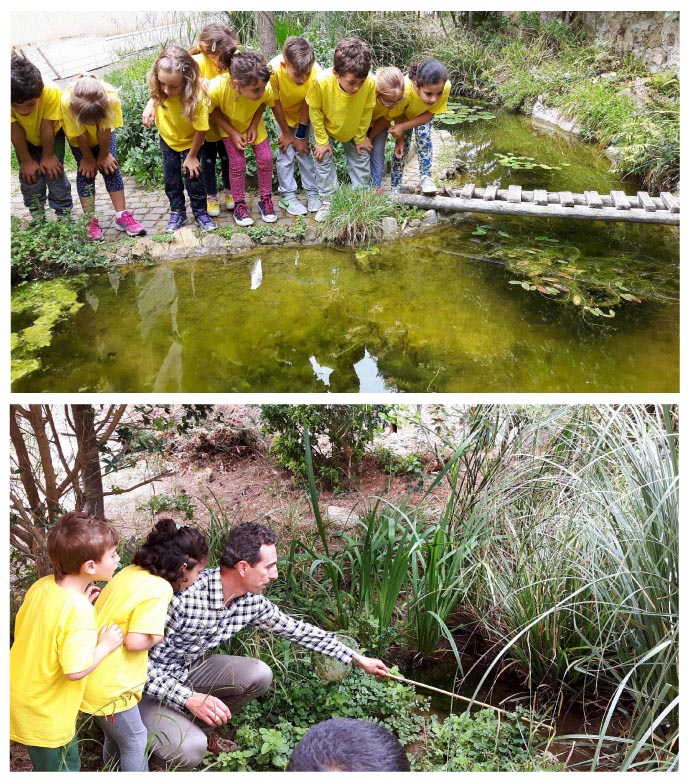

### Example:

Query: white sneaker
xmin=420 ymin=175 xmax=438 ymax=195
xmin=306 ymin=192 xmax=323 ymax=212
xmin=314 ymin=201 xmax=331 ymax=223
xmin=279 ymin=195 xmax=307 ymax=216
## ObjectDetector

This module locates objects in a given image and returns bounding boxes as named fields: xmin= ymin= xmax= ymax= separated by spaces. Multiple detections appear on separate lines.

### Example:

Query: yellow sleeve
xmin=41 ymin=84 xmax=64 ymax=121
xmin=192 ymin=96 xmax=210 ymax=133
xmin=306 ymin=79 xmax=327 ymax=146
xmin=354 ymin=78 xmax=377 ymax=145
xmin=58 ymin=599 xmax=98 ymax=675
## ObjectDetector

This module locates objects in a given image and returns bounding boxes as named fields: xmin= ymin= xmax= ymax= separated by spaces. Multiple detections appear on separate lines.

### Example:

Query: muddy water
xmin=12 ymin=110 xmax=678 ymax=393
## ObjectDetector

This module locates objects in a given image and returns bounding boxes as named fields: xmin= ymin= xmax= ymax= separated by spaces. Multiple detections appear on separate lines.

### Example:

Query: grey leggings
xmin=139 ymin=655 xmax=273 ymax=771
xmin=95 ymin=704 xmax=149 ymax=772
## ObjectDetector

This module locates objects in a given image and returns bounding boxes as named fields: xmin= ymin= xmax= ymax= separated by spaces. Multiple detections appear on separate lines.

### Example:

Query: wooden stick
xmin=385 ymin=672 xmax=555 ymax=732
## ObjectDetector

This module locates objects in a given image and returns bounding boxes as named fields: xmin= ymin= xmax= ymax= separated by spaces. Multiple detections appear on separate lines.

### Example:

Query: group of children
xmin=9 ymin=513 xmax=209 ymax=771
xmin=11 ymin=23 xmax=450 ymax=237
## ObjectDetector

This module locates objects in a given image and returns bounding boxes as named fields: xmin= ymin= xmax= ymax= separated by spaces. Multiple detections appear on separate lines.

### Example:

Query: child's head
xmin=11 ymin=50 xmax=43 ymax=115
xmin=227 ymin=51 xmax=271 ymax=101
xmin=47 ymin=511 xmax=119 ymax=581
xmin=69 ymin=75 xmax=111 ymax=126
xmin=149 ymin=45 xmax=203 ymax=117
xmin=133 ymin=517 xmax=209 ymax=591
xmin=281 ymin=36 xmax=315 ymax=86
xmin=333 ymin=38 xmax=372 ymax=94
xmin=409 ymin=59 xmax=448 ymax=107
xmin=195 ymin=23 xmax=239 ymax=71
xmin=375 ymin=66 xmax=405 ymax=108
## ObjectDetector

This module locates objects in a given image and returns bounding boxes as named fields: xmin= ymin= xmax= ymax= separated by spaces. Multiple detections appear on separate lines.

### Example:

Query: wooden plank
xmin=483 ymin=185 xmax=498 ymax=202
xmin=533 ymin=189 xmax=548 ymax=206
xmin=636 ymin=192 xmax=656 ymax=212
xmin=507 ymin=185 xmax=522 ymax=203
xmin=558 ymin=191 xmax=575 ymax=207
xmin=584 ymin=190 xmax=603 ymax=209
xmin=392 ymin=193 xmax=679 ymax=225
xmin=611 ymin=190 xmax=632 ymax=210
xmin=460 ymin=183 xmax=475 ymax=200
xmin=660 ymin=192 xmax=680 ymax=213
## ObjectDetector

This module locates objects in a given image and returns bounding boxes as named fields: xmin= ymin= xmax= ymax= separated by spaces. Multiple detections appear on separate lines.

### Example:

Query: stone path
xmin=10 ymin=128 xmax=459 ymax=243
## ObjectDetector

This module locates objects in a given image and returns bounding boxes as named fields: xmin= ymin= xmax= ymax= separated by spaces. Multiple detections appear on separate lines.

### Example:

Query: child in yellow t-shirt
xmin=305 ymin=38 xmax=376 ymax=223
xmin=142 ymin=45 xmax=215 ymax=233
xmin=10 ymin=512 xmax=123 ymax=772
xmin=10 ymin=49 xmax=73 ymax=220
xmin=80 ymin=518 xmax=208 ymax=772
xmin=367 ymin=67 xmax=407 ymax=190
xmin=189 ymin=23 xmax=239 ymax=215
xmin=387 ymin=59 xmax=451 ymax=195
xmin=269 ymin=36 xmax=321 ymax=216
xmin=62 ymin=75 xmax=146 ymax=241
xmin=209 ymin=50 xmax=276 ymax=227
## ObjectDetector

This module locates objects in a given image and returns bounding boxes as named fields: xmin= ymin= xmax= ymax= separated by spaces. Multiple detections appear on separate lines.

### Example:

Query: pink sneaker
xmin=114 ymin=210 xmax=146 ymax=237
xmin=87 ymin=218 xmax=104 ymax=242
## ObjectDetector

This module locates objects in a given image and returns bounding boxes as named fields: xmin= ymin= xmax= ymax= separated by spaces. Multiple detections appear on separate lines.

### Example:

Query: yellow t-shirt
xmin=61 ymin=82 xmax=123 ymax=147
xmin=81 ymin=565 xmax=173 ymax=716
xmin=193 ymin=52 xmax=222 ymax=81
xmin=268 ymin=55 xmax=320 ymax=128
xmin=207 ymin=74 xmax=275 ymax=145
xmin=396 ymin=76 xmax=451 ymax=122
xmin=306 ymin=69 xmax=376 ymax=146
xmin=10 ymin=576 xmax=97 ymax=747
xmin=10 ymin=81 xmax=63 ymax=147
xmin=154 ymin=93 xmax=209 ymax=152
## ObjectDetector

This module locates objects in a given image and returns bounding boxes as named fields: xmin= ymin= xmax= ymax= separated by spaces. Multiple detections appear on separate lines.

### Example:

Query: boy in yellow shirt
xmin=10 ymin=511 xmax=124 ymax=771
xmin=10 ymin=49 xmax=73 ymax=221
xmin=269 ymin=36 xmax=321 ymax=216
xmin=306 ymin=38 xmax=376 ymax=222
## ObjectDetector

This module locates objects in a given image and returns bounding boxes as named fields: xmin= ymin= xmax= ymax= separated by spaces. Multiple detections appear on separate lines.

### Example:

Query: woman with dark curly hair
xmin=80 ymin=518 xmax=208 ymax=771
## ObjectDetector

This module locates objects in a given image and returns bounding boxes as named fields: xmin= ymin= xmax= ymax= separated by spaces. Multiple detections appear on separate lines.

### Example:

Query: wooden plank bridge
xmin=394 ymin=184 xmax=680 ymax=225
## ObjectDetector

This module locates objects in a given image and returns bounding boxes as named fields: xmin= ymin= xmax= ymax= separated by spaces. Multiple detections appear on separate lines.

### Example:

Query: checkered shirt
xmin=145 ymin=567 xmax=355 ymax=710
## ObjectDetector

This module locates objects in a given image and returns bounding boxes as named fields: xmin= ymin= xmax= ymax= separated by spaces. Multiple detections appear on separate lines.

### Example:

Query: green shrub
xmin=317 ymin=186 xmax=397 ymax=246
xmin=137 ymin=492 xmax=197 ymax=520
xmin=11 ymin=215 xmax=110 ymax=283
xmin=260 ymin=404 xmax=389 ymax=490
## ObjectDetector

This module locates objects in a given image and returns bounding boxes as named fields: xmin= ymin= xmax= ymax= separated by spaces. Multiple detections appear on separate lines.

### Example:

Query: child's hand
xmin=293 ymin=137 xmax=310 ymax=156
xmin=277 ymin=130 xmax=295 ymax=153
xmin=98 ymin=623 xmax=124 ymax=653
xmin=78 ymin=157 xmax=98 ymax=179
xmin=245 ymin=126 xmax=257 ymax=145
xmin=230 ymin=131 xmax=248 ymax=152
xmin=388 ymin=124 xmax=404 ymax=141
xmin=19 ymin=158 xmax=41 ymax=185
xmin=142 ymin=100 xmax=155 ymax=128
xmin=97 ymin=153 xmax=119 ymax=175
xmin=40 ymin=154 xmax=64 ymax=180
xmin=394 ymin=138 xmax=405 ymax=159
xmin=356 ymin=138 xmax=373 ymax=155
xmin=313 ymin=143 xmax=332 ymax=162
xmin=183 ymin=155 xmax=202 ymax=179
xmin=85 ymin=584 xmax=101 ymax=604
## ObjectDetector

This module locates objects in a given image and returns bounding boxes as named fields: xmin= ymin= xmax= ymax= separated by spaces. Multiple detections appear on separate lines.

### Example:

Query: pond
xmin=12 ymin=108 xmax=679 ymax=393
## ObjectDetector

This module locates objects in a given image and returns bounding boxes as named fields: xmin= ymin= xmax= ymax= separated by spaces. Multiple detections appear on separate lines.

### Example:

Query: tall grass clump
xmin=456 ymin=405 xmax=677 ymax=770
xmin=317 ymin=186 xmax=396 ymax=246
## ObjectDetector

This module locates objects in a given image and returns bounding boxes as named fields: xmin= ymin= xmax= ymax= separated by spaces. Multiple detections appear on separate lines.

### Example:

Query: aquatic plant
xmin=317 ymin=186 xmax=397 ymax=246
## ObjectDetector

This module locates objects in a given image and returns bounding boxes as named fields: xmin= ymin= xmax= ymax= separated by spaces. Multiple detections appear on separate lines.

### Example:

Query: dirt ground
xmin=106 ymin=405 xmax=465 ymax=542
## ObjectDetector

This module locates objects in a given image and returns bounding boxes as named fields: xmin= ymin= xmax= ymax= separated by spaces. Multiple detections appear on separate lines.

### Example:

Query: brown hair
xmin=374 ymin=66 xmax=405 ymax=105
xmin=69 ymin=75 xmax=113 ymax=127
xmin=148 ymin=44 xmax=207 ymax=121
xmin=47 ymin=511 xmax=119 ymax=580
xmin=333 ymin=38 xmax=372 ymax=79
xmin=282 ymin=36 xmax=315 ymax=76
xmin=190 ymin=22 xmax=239 ymax=71
xmin=227 ymin=50 xmax=271 ymax=89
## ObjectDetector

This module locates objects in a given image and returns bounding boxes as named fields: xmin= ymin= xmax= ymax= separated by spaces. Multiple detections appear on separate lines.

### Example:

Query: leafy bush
xmin=260 ymin=404 xmax=389 ymax=489
xmin=317 ymin=186 xmax=397 ymax=246
xmin=137 ymin=492 xmax=196 ymax=520
xmin=11 ymin=215 xmax=110 ymax=283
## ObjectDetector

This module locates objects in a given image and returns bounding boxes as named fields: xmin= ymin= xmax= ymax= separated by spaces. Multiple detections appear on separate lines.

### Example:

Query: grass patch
xmin=317 ymin=186 xmax=397 ymax=246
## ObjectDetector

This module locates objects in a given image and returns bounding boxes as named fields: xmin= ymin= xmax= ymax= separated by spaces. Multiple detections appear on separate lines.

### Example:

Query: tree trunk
xmin=256 ymin=11 xmax=277 ymax=59
xmin=71 ymin=405 xmax=106 ymax=517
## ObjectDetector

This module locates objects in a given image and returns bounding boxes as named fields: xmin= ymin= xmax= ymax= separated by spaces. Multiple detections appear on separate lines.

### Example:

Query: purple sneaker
xmin=165 ymin=212 xmax=188 ymax=233
xmin=114 ymin=210 xmax=146 ymax=236
xmin=195 ymin=213 xmax=217 ymax=232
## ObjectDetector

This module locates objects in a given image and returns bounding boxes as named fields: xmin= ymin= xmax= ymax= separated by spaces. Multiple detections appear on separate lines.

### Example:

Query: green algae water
xmin=12 ymin=110 xmax=679 ymax=393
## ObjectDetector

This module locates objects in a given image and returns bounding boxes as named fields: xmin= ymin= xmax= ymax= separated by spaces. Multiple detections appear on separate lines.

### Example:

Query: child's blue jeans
xmin=159 ymin=136 xmax=208 ymax=219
